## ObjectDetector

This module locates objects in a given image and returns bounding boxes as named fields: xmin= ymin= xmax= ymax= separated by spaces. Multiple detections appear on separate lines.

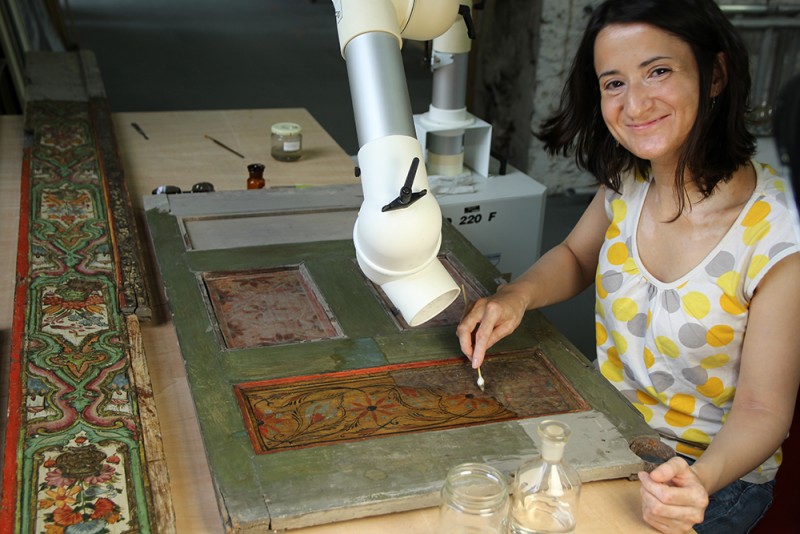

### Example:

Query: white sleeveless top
xmin=595 ymin=161 xmax=800 ymax=483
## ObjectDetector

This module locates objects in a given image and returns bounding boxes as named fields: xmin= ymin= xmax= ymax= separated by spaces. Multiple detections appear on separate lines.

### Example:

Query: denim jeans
xmin=693 ymin=478 xmax=776 ymax=534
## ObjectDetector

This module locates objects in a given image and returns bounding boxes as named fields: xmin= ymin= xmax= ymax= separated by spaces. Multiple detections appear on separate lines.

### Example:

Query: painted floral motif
xmin=40 ymin=279 xmax=109 ymax=349
xmin=35 ymin=432 xmax=132 ymax=533
xmin=40 ymin=188 xmax=96 ymax=227
xmin=236 ymin=352 xmax=590 ymax=453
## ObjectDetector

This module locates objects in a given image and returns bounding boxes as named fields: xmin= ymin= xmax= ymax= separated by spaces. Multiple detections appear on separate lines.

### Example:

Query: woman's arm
xmin=693 ymin=251 xmax=800 ymax=492
xmin=456 ymin=187 xmax=610 ymax=367
xmin=640 ymin=252 xmax=800 ymax=533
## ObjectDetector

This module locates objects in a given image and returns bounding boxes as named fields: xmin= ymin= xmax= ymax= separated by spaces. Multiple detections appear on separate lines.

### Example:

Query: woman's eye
xmin=603 ymin=80 xmax=623 ymax=91
xmin=651 ymin=67 xmax=671 ymax=77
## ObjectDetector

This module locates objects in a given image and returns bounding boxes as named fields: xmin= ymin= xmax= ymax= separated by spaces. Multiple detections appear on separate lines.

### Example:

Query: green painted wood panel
xmin=143 ymin=186 xmax=657 ymax=532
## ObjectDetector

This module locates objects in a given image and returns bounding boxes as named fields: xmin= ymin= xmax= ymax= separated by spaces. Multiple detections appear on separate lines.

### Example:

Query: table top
xmin=0 ymin=109 xmax=664 ymax=533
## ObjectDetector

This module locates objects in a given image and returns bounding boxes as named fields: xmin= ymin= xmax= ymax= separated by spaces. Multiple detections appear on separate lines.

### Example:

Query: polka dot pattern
xmin=594 ymin=162 xmax=799 ymax=484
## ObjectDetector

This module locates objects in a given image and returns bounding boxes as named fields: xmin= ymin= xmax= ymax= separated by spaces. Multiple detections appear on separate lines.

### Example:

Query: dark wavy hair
xmin=537 ymin=0 xmax=755 ymax=214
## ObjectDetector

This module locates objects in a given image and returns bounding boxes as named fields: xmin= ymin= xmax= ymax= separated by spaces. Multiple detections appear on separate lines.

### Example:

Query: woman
xmin=457 ymin=1 xmax=800 ymax=533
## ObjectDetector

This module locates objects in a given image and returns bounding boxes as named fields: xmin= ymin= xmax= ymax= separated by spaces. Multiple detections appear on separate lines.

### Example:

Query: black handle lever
xmin=458 ymin=5 xmax=476 ymax=39
xmin=381 ymin=157 xmax=427 ymax=212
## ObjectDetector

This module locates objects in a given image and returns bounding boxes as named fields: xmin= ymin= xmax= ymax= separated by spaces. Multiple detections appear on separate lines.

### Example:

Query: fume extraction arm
xmin=332 ymin=0 xmax=475 ymax=326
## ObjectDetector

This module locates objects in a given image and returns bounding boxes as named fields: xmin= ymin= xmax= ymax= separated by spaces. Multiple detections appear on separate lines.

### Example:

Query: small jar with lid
xmin=270 ymin=122 xmax=303 ymax=162
xmin=439 ymin=462 xmax=509 ymax=534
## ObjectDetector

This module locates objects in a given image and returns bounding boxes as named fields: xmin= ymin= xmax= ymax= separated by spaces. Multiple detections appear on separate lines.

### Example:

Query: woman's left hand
xmin=638 ymin=456 xmax=709 ymax=533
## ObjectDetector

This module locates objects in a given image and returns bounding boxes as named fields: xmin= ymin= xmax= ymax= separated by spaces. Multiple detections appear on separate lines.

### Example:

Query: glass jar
xmin=509 ymin=420 xmax=581 ymax=534
xmin=270 ymin=122 xmax=303 ymax=162
xmin=246 ymin=163 xmax=265 ymax=189
xmin=439 ymin=462 xmax=509 ymax=534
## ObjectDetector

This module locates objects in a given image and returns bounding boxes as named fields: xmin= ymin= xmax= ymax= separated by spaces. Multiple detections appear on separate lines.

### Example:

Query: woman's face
xmin=594 ymin=23 xmax=700 ymax=170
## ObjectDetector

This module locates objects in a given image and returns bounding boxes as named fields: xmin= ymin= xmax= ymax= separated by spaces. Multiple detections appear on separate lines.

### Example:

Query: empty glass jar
xmin=439 ymin=462 xmax=509 ymax=534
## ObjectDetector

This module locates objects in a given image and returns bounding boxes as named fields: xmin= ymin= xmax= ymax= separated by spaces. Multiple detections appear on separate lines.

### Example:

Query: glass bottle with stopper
xmin=246 ymin=163 xmax=266 ymax=189
xmin=509 ymin=420 xmax=581 ymax=534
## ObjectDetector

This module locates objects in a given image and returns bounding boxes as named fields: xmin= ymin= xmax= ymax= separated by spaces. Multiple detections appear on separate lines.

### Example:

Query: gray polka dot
xmin=646 ymin=282 xmax=658 ymax=301
xmin=706 ymin=251 xmax=735 ymax=277
xmin=769 ymin=242 xmax=793 ymax=258
xmin=620 ymin=390 xmax=640 ymax=404
xmin=654 ymin=427 xmax=677 ymax=439
xmin=679 ymin=323 xmax=707 ymax=349
xmin=662 ymin=290 xmax=681 ymax=313
xmin=649 ymin=371 xmax=674 ymax=392
xmin=681 ymin=366 xmax=708 ymax=386
xmin=627 ymin=313 xmax=648 ymax=337
xmin=601 ymin=270 xmax=624 ymax=293
xmin=624 ymin=364 xmax=637 ymax=382
xmin=699 ymin=403 xmax=725 ymax=420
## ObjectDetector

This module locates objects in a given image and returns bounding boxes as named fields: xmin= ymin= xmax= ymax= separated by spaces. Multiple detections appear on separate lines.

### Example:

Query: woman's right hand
xmin=456 ymin=284 xmax=529 ymax=368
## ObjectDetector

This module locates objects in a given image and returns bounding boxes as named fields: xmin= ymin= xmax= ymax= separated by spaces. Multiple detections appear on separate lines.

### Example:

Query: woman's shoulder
xmin=751 ymin=161 xmax=799 ymax=223
xmin=604 ymin=167 xmax=649 ymax=203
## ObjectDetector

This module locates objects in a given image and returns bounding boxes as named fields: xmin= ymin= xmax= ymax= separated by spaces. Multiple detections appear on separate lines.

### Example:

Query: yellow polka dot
xmin=612 ymin=297 xmax=638 ymax=322
xmin=655 ymin=336 xmax=679 ymax=358
xmin=647 ymin=310 xmax=652 ymax=327
xmin=607 ymin=346 xmax=622 ymax=368
xmin=741 ymin=200 xmax=771 ymax=227
xmin=762 ymin=162 xmax=776 ymax=176
xmin=596 ymin=321 xmax=608 ymax=345
xmin=606 ymin=221 xmax=620 ymax=239
xmin=634 ymin=403 xmax=654 ymax=422
xmin=682 ymin=428 xmax=711 ymax=446
xmin=595 ymin=298 xmax=605 ymax=318
xmin=682 ymin=291 xmax=711 ymax=319
xmin=712 ymin=386 xmax=736 ymax=407
xmin=665 ymin=409 xmax=694 ymax=427
xmin=669 ymin=393 xmax=695 ymax=412
xmin=774 ymin=448 xmax=783 ymax=466
xmin=716 ymin=271 xmax=739 ymax=297
xmin=636 ymin=390 xmax=659 ymax=405
xmin=601 ymin=360 xmax=624 ymax=382
xmin=696 ymin=377 xmax=724 ymax=398
xmin=644 ymin=386 xmax=668 ymax=404
xmin=700 ymin=353 xmax=730 ymax=369
xmin=665 ymin=394 xmax=696 ymax=427
xmin=643 ymin=347 xmax=655 ymax=368
xmin=747 ymin=254 xmax=769 ymax=280
xmin=622 ymin=257 xmax=640 ymax=275
xmin=707 ymin=325 xmax=734 ymax=347
xmin=743 ymin=219 xmax=771 ymax=246
xmin=676 ymin=442 xmax=706 ymax=457
xmin=607 ymin=242 xmax=629 ymax=266
xmin=611 ymin=330 xmax=629 ymax=354
xmin=611 ymin=199 xmax=627 ymax=223
xmin=720 ymin=293 xmax=747 ymax=315
xmin=596 ymin=273 xmax=608 ymax=299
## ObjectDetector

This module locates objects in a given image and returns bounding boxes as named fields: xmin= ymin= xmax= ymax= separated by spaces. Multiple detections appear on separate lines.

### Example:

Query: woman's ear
xmin=711 ymin=51 xmax=728 ymax=98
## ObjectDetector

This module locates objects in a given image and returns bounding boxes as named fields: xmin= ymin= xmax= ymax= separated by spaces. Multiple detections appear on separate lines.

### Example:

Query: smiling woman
xmin=456 ymin=2 xmax=800 ymax=534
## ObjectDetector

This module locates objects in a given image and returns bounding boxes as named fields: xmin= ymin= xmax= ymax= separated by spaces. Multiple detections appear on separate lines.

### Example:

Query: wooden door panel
xmin=144 ymin=185 xmax=657 ymax=531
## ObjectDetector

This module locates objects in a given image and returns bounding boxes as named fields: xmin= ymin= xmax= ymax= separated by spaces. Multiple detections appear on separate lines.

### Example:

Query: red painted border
xmin=234 ymin=355 xmax=467 ymax=391
xmin=1 ymin=146 xmax=32 ymax=527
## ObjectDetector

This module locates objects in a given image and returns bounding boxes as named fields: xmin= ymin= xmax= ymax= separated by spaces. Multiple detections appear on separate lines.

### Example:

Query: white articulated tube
xmin=354 ymin=136 xmax=460 ymax=326
xmin=334 ymin=0 xmax=461 ymax=326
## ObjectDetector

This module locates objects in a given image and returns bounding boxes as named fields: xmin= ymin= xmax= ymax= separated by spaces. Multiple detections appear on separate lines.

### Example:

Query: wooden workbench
xmin=1 ymin=109 xmax=664 ymax=533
